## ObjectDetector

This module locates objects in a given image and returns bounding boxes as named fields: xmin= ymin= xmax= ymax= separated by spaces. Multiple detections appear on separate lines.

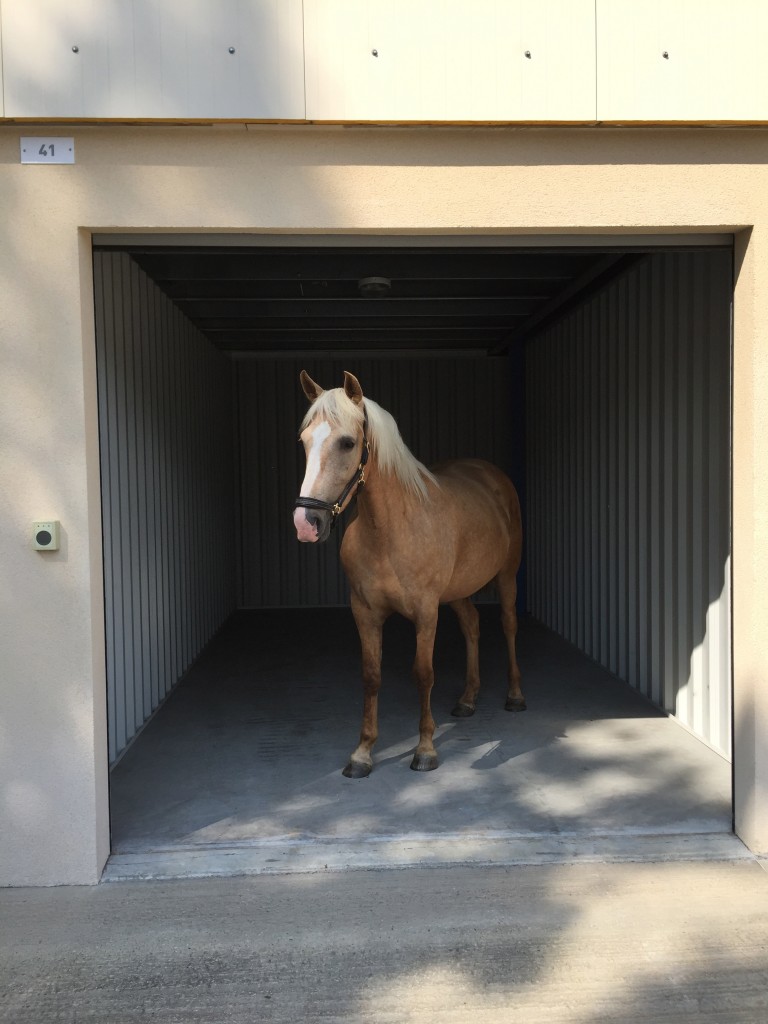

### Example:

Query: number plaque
xmin=20 ymin=138 xmax=75 ymax=165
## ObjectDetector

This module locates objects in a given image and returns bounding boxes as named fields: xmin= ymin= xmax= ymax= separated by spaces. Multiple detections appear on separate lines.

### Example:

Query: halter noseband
xmin=294 ymin=415 xmax=370 ymax=528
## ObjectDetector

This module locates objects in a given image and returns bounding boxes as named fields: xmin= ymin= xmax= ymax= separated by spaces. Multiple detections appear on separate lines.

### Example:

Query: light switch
xmin=33 ymin=521 xmax=60 ymax=551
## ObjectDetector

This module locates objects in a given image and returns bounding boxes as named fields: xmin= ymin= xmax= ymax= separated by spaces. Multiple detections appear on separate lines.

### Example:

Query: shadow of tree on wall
xmin=2 ymin=0 xmax=305 ymax=120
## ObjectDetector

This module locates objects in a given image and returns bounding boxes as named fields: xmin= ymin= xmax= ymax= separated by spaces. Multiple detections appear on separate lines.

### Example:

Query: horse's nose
xmin=293 ymin=506 xmax=319 ymax=543
xmin=307 ymin=508 xmax=333 ymax=543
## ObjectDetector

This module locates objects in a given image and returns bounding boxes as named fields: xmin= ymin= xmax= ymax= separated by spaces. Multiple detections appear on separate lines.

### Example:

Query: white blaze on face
xmin=293 ymin=420 xmax=331 ymax=542
xmin=300 ymin=421 xmax=331 ymax=497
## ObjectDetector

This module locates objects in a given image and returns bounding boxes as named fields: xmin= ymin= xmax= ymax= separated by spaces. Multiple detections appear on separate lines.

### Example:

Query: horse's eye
xmin=340 ymin=436 xmax=356 ymax=451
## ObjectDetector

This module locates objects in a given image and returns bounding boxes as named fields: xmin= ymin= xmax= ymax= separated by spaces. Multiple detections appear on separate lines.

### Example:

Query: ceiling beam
xmin=175 ymin=297 xmax=544 ymax=318
xmin=132 ymin=251 xmax=591 ymax=283
xmin=508 ymin=255 xmax=633 ymax=342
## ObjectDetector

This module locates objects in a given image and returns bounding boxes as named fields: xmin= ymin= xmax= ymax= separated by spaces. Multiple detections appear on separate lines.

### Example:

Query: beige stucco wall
xmin=1 ymin=124 xmax=767 ymax=884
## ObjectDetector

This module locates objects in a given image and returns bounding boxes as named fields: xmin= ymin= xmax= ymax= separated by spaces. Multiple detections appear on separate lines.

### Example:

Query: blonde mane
xmin=301 ymin=388 xmax=437 ymax=500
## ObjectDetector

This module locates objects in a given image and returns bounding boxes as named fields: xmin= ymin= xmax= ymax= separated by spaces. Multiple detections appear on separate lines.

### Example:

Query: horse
xmin=292 ymin=370 xmax=525 ymax=778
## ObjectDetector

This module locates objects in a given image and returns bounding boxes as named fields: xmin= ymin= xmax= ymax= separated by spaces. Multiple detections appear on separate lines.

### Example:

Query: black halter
xmin=294 ymin=415 xmax=370 ymax=528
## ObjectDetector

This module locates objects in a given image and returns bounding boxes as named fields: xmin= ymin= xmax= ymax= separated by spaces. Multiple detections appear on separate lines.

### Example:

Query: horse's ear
xmin=300 ymin=370 xmax=324 ymax=403
xmin=343 ymin=371 xmax=364 ymax=406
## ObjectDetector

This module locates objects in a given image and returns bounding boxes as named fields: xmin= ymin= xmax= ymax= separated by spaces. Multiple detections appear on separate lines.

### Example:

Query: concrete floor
xmin=3 ymin=861 xmax=768 ymax=1023
xmin=108 ymin=608 xmax=733 ymax=879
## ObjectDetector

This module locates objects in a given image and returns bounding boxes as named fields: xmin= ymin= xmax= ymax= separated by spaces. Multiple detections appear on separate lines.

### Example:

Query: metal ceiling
xmin=97 ymin=244 xmax=640 ymax=355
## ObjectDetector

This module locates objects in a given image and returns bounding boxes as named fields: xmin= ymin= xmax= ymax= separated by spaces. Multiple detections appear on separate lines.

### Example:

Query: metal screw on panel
xmin=524 ymin=50 xmax=531 ymax=58
xmin=662 ymin=51 xmax=669 ymax=58
xmin=371 ymin=49 xmax=378 ymax=56
xmin=228 ymin=47 xmax=236 ymax=54
xmin=72 ymin=45 xmax=79 ymax=53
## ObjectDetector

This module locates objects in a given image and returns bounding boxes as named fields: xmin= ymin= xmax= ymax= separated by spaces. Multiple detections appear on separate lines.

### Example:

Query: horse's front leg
xmin=410 ymin=608 xmax=440 ymax=772
xmin=343 ymin=598 xmax=385 ymax=779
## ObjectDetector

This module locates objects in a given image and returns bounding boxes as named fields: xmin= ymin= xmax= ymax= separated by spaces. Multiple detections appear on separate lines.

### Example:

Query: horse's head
xmin=293 ymin=370 xmax=367 ymax=543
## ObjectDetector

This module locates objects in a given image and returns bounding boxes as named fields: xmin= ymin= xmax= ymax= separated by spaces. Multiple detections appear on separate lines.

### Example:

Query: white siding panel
xmin=526 ymin=252 xmax=732 ymax=757
xmin=0 ymin=7 xmax=4 ymax=118
xmin=2 ymin=0 xmax=305 ymax=118
xmin=94 ymin=251 xmax=237 ymax=764
xmin=597 ymin=0 xmax=768 ymax=121
xmin=305 ymin=0 xmax=596 ymax=121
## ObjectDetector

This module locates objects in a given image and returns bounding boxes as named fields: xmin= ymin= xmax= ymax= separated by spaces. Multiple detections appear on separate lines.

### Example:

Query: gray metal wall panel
xmin=526 ymin=251 xmax=732 ymax=756
xmin=236 ymin=356 xmax=521 ymax=608
xmin=94 ymin=251 xmax=237 ymax=764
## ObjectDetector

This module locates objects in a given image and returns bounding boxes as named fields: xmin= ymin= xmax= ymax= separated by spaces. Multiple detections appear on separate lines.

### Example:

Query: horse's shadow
xmin=378 ymin=606 xmax=656 ymax=771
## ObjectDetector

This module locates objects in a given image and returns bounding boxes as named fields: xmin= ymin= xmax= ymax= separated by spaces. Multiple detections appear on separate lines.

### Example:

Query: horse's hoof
xmin=451 ymin=702 xmax=475 ymax=718
xmin=342 ymin=760 xmax=372 ymax=779
xmin=505 ymin=697 xmax=527 ymax=712
xmin=410 ymin=753 xmax=439 ymax=772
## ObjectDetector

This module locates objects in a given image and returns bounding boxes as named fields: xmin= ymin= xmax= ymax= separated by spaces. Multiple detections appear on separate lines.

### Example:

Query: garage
xmin=90 ymin=235 xmax=733 ymax=878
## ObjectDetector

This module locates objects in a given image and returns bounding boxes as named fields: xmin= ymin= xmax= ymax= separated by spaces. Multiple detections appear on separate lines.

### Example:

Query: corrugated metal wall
xmin=236 ymin=354 xmax=524 ymax=608
xmin=526 ymin=251 xmax=732 ymax=756
xmin=94 ymin=252 xmax=237 ymax=764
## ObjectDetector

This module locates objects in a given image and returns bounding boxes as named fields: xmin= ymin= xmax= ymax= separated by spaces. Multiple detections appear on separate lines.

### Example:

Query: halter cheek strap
xmin=294 ymin=416 xmax=370 ymax=528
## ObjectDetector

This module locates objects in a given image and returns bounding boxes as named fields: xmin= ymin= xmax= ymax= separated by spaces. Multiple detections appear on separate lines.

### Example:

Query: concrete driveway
xmin=3 ymin=859 xmax=768 ymax=1023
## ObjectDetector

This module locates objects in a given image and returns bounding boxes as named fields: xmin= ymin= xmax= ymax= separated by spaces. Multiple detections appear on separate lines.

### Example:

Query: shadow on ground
xmin=109 ymin=608 xmax=731 ymax=852
xmin=2 ymin=860 xmax=768 ymax=1023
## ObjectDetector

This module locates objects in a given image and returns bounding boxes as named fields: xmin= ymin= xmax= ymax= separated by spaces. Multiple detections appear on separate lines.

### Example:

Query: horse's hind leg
xmin=497 ymin=564 xmax=526 ymax=712
xmin=449 ymin=597 xmax=481 ymax=718
xmin=343 ymin=598 xmax=385 ymax=779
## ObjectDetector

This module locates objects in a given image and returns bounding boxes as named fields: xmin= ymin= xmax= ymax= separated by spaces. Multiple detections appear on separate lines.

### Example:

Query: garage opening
xmin=93 ymin=236 xmax=734 ymax=877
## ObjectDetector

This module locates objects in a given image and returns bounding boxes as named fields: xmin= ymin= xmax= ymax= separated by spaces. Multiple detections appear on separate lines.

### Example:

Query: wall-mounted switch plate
xmin=33 ymin=521 xmax=60 ymax=550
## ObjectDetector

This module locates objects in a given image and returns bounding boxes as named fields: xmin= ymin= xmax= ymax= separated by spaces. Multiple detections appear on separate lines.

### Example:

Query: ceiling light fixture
xmin=357 ymin=276 xmax=392 ymax=297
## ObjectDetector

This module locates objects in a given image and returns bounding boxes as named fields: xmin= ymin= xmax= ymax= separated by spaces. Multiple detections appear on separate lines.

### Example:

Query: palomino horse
xmin=293 ymin=370 xmax=524 ymax=778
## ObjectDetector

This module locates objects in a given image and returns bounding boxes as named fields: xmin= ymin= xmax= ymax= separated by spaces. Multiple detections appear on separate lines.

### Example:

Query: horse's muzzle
xmin=293 ymin=506 xmax=331 ymax=543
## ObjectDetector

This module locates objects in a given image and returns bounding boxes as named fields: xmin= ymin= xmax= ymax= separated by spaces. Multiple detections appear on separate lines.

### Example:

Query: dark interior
xmin=103 ymin=243 xmax=641 ymax=355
